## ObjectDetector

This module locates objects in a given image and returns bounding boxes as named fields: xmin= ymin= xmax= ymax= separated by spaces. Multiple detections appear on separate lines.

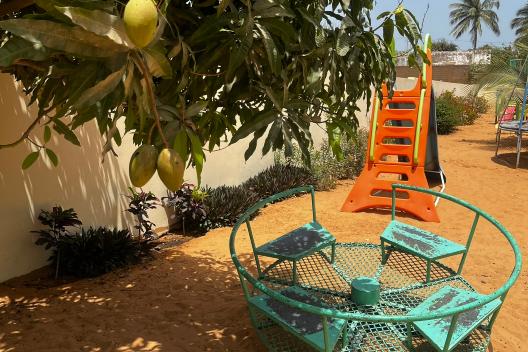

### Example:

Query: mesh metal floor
xmin=252 ymin=243 xmax=491 ymax=352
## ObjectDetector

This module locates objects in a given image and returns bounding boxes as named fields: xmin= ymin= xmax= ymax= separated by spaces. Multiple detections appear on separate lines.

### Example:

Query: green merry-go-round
xmin=229 ymin=185 xmax=522 ymax=352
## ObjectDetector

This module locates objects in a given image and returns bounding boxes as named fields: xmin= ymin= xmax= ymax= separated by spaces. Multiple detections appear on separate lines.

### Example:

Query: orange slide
xmin=342 ymin=43 xmax=441 ymax=222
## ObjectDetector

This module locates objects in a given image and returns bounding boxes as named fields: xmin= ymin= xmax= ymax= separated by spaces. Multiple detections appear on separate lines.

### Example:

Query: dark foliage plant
xmin=203 ymin=185 xmax=260 ymax=228
xmin=33 ymin=206 xmax=155 ymax=278
xmin=125 ymin=187 xmax=158 ymax=239
xmin=57 ymin=227 xmax=155 ymax=278
xmin=243 ymin=164 xmax=315 ymax=199
xmin=32 ymin=206 xmax=82 ymax=278
xmin=162 ymin=183 xmax=211 ymax=235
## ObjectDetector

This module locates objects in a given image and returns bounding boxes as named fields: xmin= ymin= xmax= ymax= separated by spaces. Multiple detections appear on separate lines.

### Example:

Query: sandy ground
xmin=0 ymin=115 xmax=527 ymax=352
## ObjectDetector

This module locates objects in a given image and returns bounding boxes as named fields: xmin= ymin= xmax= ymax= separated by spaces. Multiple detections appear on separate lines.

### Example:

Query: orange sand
xmin=0 ymin=115 xmax=527 ymax=352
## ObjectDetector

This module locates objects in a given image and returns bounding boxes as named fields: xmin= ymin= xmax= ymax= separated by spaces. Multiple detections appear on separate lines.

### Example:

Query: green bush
xmin=436 ymin=95 xmax=461 ymax=135
xmin=58 ymin=227 xmax=155 ymax=277
xmin=32 ymin=207 xmax=155 ymax=278
xmin=275 ymin=130 xmax=368 ymax=190
xmin=203 ymin=185 xmax=260 ymax=228
xmin=243 ymin=164 xmax=315 ymax=198
xmin=435 ymin=91 xmax=489 ymax=132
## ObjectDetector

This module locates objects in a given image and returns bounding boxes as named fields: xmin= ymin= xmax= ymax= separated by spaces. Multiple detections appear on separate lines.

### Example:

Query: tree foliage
xmin=0 ymin=0 xmax=425 ymax=183
xmin=512 ymin=2 xmax=528 ymax=44
xmin=431 ymin=38 xmax=459 ymax=52
xmin=449 ymin=0 xmax=500 ymax=52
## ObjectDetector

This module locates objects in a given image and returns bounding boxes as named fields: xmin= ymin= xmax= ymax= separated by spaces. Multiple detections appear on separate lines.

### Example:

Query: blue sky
xmin=373 ymin=1 xmax=519 ymax=50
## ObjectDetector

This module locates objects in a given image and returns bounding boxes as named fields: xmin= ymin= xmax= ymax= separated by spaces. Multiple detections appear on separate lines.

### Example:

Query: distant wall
xmin=395 ymin=50 xmax=490 ymax=66
xmin=0 ymin=74 xmax=274 ymax=282
xmin=396 ymin=65 xmax=471 ymax=84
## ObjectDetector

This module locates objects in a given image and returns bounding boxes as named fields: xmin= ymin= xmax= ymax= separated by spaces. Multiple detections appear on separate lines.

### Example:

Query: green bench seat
xmin=408 ymin=285 xmax=502 ymax=351
xmin=249 ymin=286 xmax=347 ymax=352
xmin=380 ymin=220 xmax=466 ymax=282
xmin=256 ymin=222 xmax=336 ymax=284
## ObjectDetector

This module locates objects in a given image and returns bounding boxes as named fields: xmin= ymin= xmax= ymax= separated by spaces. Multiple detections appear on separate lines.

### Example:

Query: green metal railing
xmin=230 ymin=186 xmax=522 ymax=324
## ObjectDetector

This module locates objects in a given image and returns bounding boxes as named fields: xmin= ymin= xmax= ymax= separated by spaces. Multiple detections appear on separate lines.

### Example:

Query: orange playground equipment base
xmin=342 ymin=35 xmax=443 ymax=222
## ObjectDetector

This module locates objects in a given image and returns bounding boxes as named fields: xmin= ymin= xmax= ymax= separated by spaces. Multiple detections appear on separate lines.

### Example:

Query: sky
xmin=372 ymin=1 xmax=520 ymax=51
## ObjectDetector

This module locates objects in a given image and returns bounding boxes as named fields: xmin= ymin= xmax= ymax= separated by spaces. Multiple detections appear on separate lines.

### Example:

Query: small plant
xmin=162 ymin=183 xmax=211 ymax=235
xmin=32 ymin=206 xmax=82 ymax=278
xmin=275 ymin=130 xmax=368 ymax=190
xmin=57 ymin=227 xmax=155 ymax=278
xmin=125 ymin=188 xmax=158 ymax=240
xmin=243 ymin=165 xmax=315 ymax=198
xmin=203 ymin=185 xmax=260 ymax=228
xmin=32 ymin=206 xmax=154 ymax=278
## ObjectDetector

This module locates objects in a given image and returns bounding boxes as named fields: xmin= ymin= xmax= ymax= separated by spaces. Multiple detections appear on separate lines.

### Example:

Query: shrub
xmin=32 ymin=207 xmax=154 ymax=278
xmin=203 ymin=185 xmax=260 ymax=228
xmin=162 ymin=183 xmax=211 ymax=235
xmin=436 ymin=95 xmax=461 ymax=135
xmin=32 ymin=206 xmax=83 ymax=278
xmin=125 ymin=188 xmax=158 ymax=240
xmin=243 ymin=164 xmax=315 ymax=198
xmin=57 ymin=227 xmax=155 ymax=278
xmin=275 ymin=130 xmax=368 ymax=190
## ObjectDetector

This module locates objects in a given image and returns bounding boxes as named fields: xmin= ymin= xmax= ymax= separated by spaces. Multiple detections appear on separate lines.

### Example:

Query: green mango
xmin=129 ymin=145 xmax=158 ymax=187
xmin=123 ymin=0 xmax=158 ymax=48
xmin=157 ymin=148 xmax=185 ymax=191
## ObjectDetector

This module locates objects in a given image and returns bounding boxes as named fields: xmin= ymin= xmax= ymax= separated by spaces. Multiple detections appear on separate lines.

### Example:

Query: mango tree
xmin=0 ymin=0 xmax=426 ymax=190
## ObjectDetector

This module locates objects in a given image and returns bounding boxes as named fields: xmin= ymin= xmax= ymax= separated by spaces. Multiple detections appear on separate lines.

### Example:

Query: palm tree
xmin=449 ymin=0 xmax=500 ymax=53
xmin=511 ymin=2 xmax=528 ymax=43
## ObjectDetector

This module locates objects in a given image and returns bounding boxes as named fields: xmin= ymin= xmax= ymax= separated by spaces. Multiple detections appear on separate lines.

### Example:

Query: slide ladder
xmin=342 ymin=35 xmax=440 ymax=222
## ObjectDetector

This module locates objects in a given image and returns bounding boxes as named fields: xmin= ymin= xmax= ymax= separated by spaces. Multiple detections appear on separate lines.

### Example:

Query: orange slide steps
xmin=342 ymin=46 xmax=440 ymax=222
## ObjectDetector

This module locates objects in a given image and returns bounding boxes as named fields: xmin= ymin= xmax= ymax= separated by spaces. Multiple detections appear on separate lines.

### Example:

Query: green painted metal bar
xmin=310 ymin=186 xmax=317 ymax=222
xmin=458 ymin=213 xmax=480 ymax=275
xmin=391 ymin=187 xmax=397 ymax=220
xmin=413 ymin=88 xmax=426 ymax=165
xmin=322 ymin=316 xmax=331 ymax=352
xmin=246 ymin=220 xmax=262 ymax=277
xmin=425 ymin=260 xmax=432 ymax=283
xmin=487 ymin=291 xmax=508 ymax=331
xmin=443 ymin=313 xmax=460 ymax=351
xmin=406 ymin=322 xmax=413 ymax=349
xmin=369 ymin=97 xmax=380 ymax=162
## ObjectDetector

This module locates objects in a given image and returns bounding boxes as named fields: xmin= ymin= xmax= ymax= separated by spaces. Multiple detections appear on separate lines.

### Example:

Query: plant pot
xmin=163 ymin=204 xmax=182 ymax=232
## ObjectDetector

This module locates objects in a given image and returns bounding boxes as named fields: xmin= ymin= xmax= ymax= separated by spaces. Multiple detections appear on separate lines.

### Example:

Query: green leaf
xmin=256 ymin=23 xmax=281 ymax=75
xmin=75 ymin=66 xmax=125 ymax=108
xmin=0 ymin=19 xmax=129 ymax=58
xmin=0 ymin=36 xmax=50 ymax=67
xmin=186 ymin=129 xmax=205 ymax=185
xmin=53 ymin=119 xmax=80 ymax=146
xmin=383 ymin=19 xmax=394 ymax=45
xmin=143 ymin=46 xmax=172 ymax=78
xmin=186 ymin=101 xmax=208 ymax=118
xmin=231 ymin=110 xmax=277 ymax=144
xmin=55 ymin=6 xmax=132 ymax=47
xmin=43 ymin=125 xmax=51 ymax=143
xmin=226 ymin=14 xmax=254 ymax=81
xmin=45 ymin=148 xmax=59 ymax=167
xmin=173 ymin=129 xmax=189 ymax=163
xmin=22 ymin=152 xmax=39 ymax=169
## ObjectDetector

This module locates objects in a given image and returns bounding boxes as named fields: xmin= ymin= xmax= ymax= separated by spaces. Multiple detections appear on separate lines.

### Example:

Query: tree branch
xmin=0 ymin=114 xmax=43 ymax=149
xmin=132 ymin=51 xmax=169 ymax=148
